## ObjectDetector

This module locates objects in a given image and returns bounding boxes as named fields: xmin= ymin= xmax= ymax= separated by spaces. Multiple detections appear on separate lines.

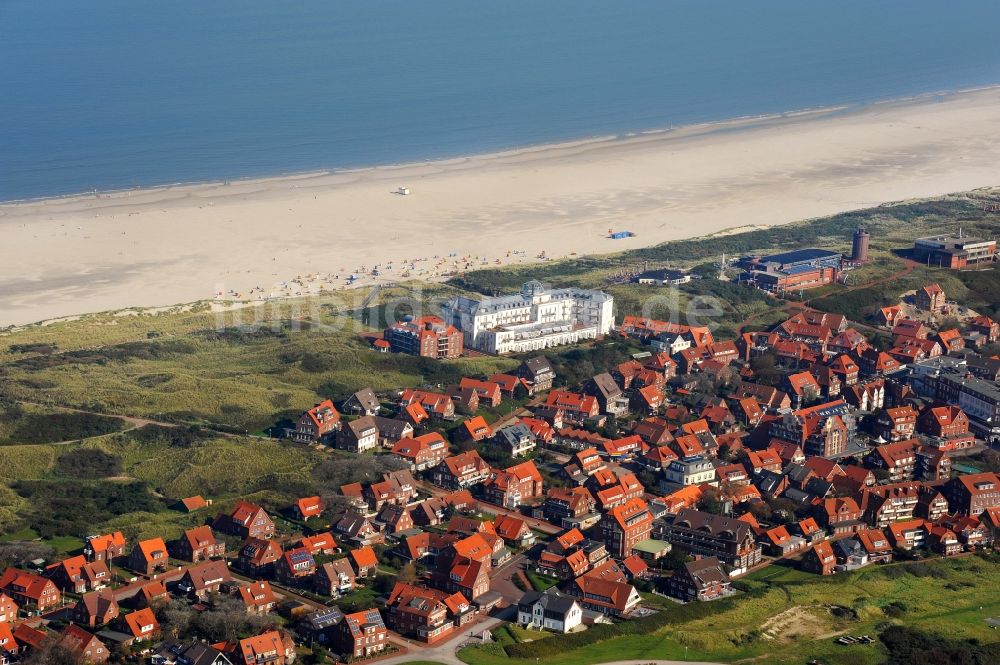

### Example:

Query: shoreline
xmin=4 ymin=85 xmax=1000 ymax=328
xmin=0 ymin=106 xmax=844 ymax=208
xmin=4 ymin=84 xmax=986 ymax=208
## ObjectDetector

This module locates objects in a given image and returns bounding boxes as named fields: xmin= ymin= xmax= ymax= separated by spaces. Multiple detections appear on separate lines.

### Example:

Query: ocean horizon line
xmin=4 ymin=83 xmax=996 ymax=208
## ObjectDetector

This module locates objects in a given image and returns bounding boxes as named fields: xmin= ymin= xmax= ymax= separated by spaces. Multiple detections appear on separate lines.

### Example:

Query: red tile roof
xmin=123 ymin=607 xmax=159 ymax=638
xmin=180 ymin=496 xmax=208 ymax=512
xmin=350 ymin=545 xmax=378 ymax=570
xmin=295 ymin=496 xmax=323 ymax=519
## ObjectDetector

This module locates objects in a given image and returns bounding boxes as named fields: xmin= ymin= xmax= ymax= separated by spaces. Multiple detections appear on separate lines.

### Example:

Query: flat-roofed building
xmin=739 ymin=249 xmax=842 ymax=293
xmin=913 ymin=233 xmax=997 ymax=269
xmin=442 ymin=281 xmax=614 ymax=354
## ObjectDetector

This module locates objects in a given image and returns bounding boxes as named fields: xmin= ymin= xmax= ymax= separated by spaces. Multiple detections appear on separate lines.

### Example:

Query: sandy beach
xmin=3 ymin=87 xmax=1000 ymax=328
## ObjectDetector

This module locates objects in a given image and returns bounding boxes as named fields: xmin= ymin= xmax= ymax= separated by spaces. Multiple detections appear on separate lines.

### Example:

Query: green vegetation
xmin=53 ymin=448 xmax=123 ymax=478
xmin=0 ymin=192 xmax=993 ymax=665
xmin=542 ymin=339 xmax=647 ymax=389
xmin=459 ymin=556 xmax=1000 ymax=665
xmin=449 ymin=192 xmax=1000 ymax=329
xmin=810 ymin=259 xmax=1000 ymax=321
xmin=880 ymin=625 xmax=1000 ymax=665
xmin=14 ymin=480 xmax=166 ymax=539
xmin=0 ymin=192 xmax=996 ymax=443
xmin=0 ymin=423 xmax=335 ymax=540
xmin=0 ymin=399 xmax=126 ymax=445
xmin=332 ymin=586 xmax=381 ymax=614
xmin=0 ymin=285 xmax=515 ymax=434
xmin=525 ymin=569 xmax=559 ymax=591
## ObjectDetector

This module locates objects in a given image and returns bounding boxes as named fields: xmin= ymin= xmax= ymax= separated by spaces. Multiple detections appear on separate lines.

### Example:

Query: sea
xmin=3 ymin=0 xmax=1000 ymax=202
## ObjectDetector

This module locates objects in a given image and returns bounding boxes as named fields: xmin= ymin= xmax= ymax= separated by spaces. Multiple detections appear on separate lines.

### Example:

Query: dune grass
xmin=0 ymin=285 xmax=517 ymax=431
xmin=0 ymin=425 xmax=331 ymax=540
xmin=459 ymin=556 xmax=1000 ymax=665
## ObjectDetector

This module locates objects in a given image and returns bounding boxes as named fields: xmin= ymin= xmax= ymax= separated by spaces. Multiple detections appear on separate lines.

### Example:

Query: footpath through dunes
xmin=4 ymin=87 xmax=1000 ymax=327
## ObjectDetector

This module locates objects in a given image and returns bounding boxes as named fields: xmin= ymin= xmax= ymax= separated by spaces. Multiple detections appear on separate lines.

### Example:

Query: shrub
xmin=8 ymin=343 xmax=58 ymax=355
xmin=14 ymin=480 xmax=165 ymax=538
xmin=127 ymin=424 xmax=213 ymax=448
xmin=300 ymin=353 xmax=333 ymax=373
xmin=54 ymin=448 xmax=123 ymax=479
xmin=882 ymin=601 xmax=907 ymax=618
xmin=879 ymin=625 xmax=1000 ymax=665
xmin=829 ymin=605 xmax=859 ymax=621
xmin=6 ymin=412 xmax=126 ymax=444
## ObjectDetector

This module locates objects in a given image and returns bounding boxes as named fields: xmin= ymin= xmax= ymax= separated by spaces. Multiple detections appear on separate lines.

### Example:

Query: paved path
xmin=373 ymin=610 xmax=513 ymax=665
xmin=472 ymin=500 xmax=562 ymax=536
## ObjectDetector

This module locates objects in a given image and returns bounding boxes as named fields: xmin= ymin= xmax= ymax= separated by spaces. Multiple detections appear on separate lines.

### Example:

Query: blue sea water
xmin=2 ymin=0 xmax=1000 ymax=201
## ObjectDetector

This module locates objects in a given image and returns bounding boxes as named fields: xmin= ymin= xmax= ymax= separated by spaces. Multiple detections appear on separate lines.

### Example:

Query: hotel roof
xmin=757 ymin=248 xmax=841 ymax=265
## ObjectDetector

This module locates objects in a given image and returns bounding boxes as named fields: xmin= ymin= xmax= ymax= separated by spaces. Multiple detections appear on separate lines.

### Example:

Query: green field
xmin=458 ymin=556 xmax=1000 ymax=665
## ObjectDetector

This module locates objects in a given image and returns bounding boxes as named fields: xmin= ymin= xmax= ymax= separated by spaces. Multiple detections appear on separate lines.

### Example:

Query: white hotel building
xmin=442 ymin=281 xmax=614 ymax=354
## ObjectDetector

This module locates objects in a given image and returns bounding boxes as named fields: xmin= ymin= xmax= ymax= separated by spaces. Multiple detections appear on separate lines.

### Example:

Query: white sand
xmin=3 ymin=87 xmax=1000 ymax=327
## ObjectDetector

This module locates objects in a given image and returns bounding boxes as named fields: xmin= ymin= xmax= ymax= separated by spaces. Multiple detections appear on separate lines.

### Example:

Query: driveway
xmin=375 ymin=609 xmax=514 ymax=665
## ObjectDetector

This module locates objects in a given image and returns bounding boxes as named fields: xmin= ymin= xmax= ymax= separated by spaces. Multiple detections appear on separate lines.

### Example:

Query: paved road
xmin=472 ymin=500 xmax=561 ymax=536
xmin=112 ymin=567 xmax=185 ymax=601
xmin=489 ymin=551 xmax=529 ymax=605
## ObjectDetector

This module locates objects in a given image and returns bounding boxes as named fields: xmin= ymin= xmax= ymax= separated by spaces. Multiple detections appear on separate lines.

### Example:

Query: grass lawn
xmin=492 ymin=624 xmax=553 ymax=646
xmin=743 ymin=560 xmax=817 ymax=585
xmin=0 ymin=526 xmax=39 ymax=542
xmin=639 ymin=591 xmax=681 ymax=609
xmin=524 ymin=570 xmax=559 ymax=591
xmin=459 ymin=555 xmax=1000 ymax=665
xmin=334 ymin=586 xmax=381 ymax=613
xmin=44 ymin=535 xmax=86 ymax=556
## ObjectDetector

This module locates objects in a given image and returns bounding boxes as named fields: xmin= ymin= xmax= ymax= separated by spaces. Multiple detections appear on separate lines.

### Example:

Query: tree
xmin=397 ymin=562 xmax=418 ymax=585
xmin=766 ymin=497 xmax=800 ymax=524
xmin=191 ymin=594 xmax=270 ymax=642
xmin=157 ymin=598 xmax=195 ymax=637
xmin=22 ymin=644 xmax=77 ymax=665
xmin=312 ymin=455 xmax=407 ymax=502
xmin=714 ymin=366 xmax=740 ymax=393
xmin=747 ymin=501 xmax=773 ymax=522
xmin=599 ymin=417 xmax=619 ymax=440
xmin=717 ymin=443 xmax=735 ymax=462
xmin=0 ymin=541 xmax=54 ymax=569
xmin=937 ymin=315 xmax=961 ymax=332
xmin=697 ymin=486 xmax=725 ymax=515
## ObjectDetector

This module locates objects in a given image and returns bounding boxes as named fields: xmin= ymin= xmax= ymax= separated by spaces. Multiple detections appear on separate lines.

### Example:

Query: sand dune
xmin=3 ymin=87 xmax=1000 ymax=327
